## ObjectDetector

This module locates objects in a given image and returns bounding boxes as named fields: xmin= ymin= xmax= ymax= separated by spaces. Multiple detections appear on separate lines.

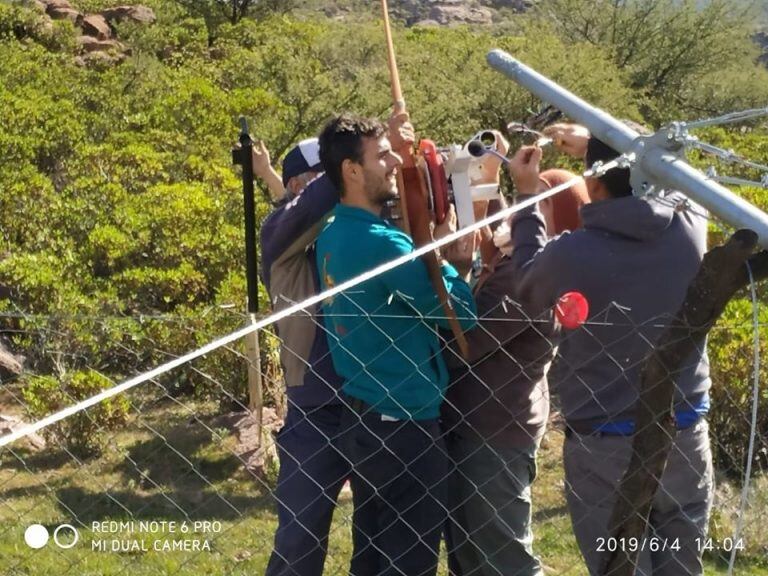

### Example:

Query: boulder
xmin=0 ymin=414 xmax=46 ymax=450
xmin=227 ymin=408 xmax=282 ymax=478
xmin=399 ymin=0 xmax=539 ymax=27
xmin=483 ymin=0 xmax=537 ymax=11
xmin=0 ymin=334 xmax=23 ymax=380
xmin=81 ymin=14 xmax=112 ymax=40
xmin=40 ymin=0 xmax=73 ymax=10
xmin=0 ymin=348 xmax=22 ymax=379
xmin=77 ymin=35 xmax=124 ymax=53
xmin=100 ymin=5 xmax=156 ymax=25
xmin=401 ymin=0 xmax=481 ymax=24
xmin=428 ymin=4 xmax=494 ymax=25
xmin=75 ymin=50 xmax=127 ymax=68
xmin=47 ymin=6 xmax=81 ymax=23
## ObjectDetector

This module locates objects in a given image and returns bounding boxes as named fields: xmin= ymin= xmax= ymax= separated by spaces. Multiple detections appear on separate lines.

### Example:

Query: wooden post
xmin=245 ymin=313 xmax=263 ymax=446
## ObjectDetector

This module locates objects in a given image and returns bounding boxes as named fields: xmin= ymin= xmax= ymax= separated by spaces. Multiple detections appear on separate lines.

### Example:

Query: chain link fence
xmin=1 ymin=197 xmax=767 ymax=576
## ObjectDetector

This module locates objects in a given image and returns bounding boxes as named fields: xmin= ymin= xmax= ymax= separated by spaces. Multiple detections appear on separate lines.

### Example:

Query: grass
xmin=0 ymin=398 xmax=767 ymax=575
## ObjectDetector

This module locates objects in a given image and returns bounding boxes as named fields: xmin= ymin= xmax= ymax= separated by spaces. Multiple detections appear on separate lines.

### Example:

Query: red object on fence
xmin=556 ymin=291 xmax=589 ymax=329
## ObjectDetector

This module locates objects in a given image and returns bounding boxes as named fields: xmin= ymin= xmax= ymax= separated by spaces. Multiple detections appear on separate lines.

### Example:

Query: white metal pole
xmin=487 ymin=49 xmax=768 ymax=248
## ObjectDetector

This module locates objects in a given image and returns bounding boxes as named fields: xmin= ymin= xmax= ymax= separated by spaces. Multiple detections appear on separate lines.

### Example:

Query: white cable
xmin=0 ymin=170 xmax=600 ymax=448
xmin=727 ymin=261 xmax=761 ymax=574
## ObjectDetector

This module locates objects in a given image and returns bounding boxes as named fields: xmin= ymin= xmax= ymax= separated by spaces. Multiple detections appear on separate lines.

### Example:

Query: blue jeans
xmin=445 ymin=433 xmax=543 ymax=576
xmin=265 ymin=403 xmax=377 ymax=576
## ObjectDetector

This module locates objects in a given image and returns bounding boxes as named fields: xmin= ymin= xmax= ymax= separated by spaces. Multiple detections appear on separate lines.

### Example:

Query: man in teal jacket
xmin=316 ymin=113 xmax=476 ymax=575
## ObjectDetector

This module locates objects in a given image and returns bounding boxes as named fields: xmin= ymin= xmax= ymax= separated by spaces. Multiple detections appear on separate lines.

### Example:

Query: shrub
xmin=708 ymin=299 xmax=768 ymax=476
xmin=21 ymin=370 xmax=131 ymax=456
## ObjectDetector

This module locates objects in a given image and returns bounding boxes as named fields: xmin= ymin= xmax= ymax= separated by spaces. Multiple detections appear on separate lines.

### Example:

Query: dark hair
xmin=318 ymin=114 xmax=386 ymax=190
xmin=585 ymin=137 xmax=632 ymax=198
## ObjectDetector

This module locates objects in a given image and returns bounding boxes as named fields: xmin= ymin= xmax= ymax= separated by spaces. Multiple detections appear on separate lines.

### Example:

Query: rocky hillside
xmin=389 ymin=0 xmax=767 ymax=64
xmin=396 ymin=0 xmax=536 ymax=26
xmin=28 ymin=0 xmax=155 ymax=64
xmin=310 ymin=0 xmax=537 ymax=26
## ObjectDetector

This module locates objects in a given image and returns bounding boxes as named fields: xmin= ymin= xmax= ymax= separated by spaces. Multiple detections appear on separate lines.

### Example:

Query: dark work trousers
xmin=339 ymin=397 xmax=449 ymax=576
xmin=444 ymin=432 xmax=543 ymax=576
xmin=265 ymin=403 xmax=378 ymax=576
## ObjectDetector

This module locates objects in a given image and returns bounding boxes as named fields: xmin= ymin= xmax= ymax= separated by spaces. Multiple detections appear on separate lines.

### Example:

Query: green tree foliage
xmin=173 ymin=0 xmax=295 ymax=42
xmin=709 ymin=299 xmax=768 ymax=475
xmin=538 ymin=0 xmax=768 ymax=123
xmin=22 ymin=370 xmax=131 ymax=456
xmin=684 ymin=124 xmax=768 ymax=473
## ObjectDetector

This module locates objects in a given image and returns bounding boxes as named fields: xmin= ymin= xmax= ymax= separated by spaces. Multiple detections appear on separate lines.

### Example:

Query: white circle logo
xmin=53 ymin=524 xmax=79 ymax=549
xmin=24 ymin=524 xmax=49 ymax=549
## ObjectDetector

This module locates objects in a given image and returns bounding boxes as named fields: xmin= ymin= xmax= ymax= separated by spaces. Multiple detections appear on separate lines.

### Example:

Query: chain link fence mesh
xmin=0 ymin=207 xmax=766 ymax=576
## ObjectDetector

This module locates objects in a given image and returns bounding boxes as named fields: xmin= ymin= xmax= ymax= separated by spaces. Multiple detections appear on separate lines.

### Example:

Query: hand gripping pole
xmin=486 ymin=49 xmax=768 ymax=248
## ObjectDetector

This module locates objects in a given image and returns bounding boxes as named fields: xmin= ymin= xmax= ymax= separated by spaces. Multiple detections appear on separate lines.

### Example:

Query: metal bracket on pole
xmin=486 ymin=49 xmax=768 ymax=248
xmin=624 ymin=124 xmax=685 ymax=197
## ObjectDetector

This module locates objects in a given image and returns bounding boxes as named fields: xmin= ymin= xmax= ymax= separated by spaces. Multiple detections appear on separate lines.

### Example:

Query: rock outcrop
xmin=0 ymin=338 xmax=23 ymax=381
xmin=77 ymin=35 xmax=124 ymax=53
xmin=0 ymin=414 xmax=46 ymax=450
xmin=212 ymin=408 xmax=282 ymax=478
xmin=81 ymin=14 xmax=111 ymax=41
xmin=484 ymin=0 xmax=537 ymax=11
xmin=428 ymin=2 xmax=493 ymax=26
xmin=400 ymin=0 xmax=538 ymax=26
xmin=32 ymin=0 xmax=156 ymax=66
xmin=100 ymin=5 xmax=156 ymax=25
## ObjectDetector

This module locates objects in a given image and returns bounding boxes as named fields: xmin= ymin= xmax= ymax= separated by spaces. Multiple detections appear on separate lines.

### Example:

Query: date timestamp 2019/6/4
xmin=596 ymin=537 xmax=746 ymax=553
xmin=596 ymin=537 xmax=681 ymax=553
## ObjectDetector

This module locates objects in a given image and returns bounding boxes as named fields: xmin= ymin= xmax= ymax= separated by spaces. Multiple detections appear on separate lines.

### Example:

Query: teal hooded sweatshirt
xmin=316 ymin=204 xmax=477 ymax=420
